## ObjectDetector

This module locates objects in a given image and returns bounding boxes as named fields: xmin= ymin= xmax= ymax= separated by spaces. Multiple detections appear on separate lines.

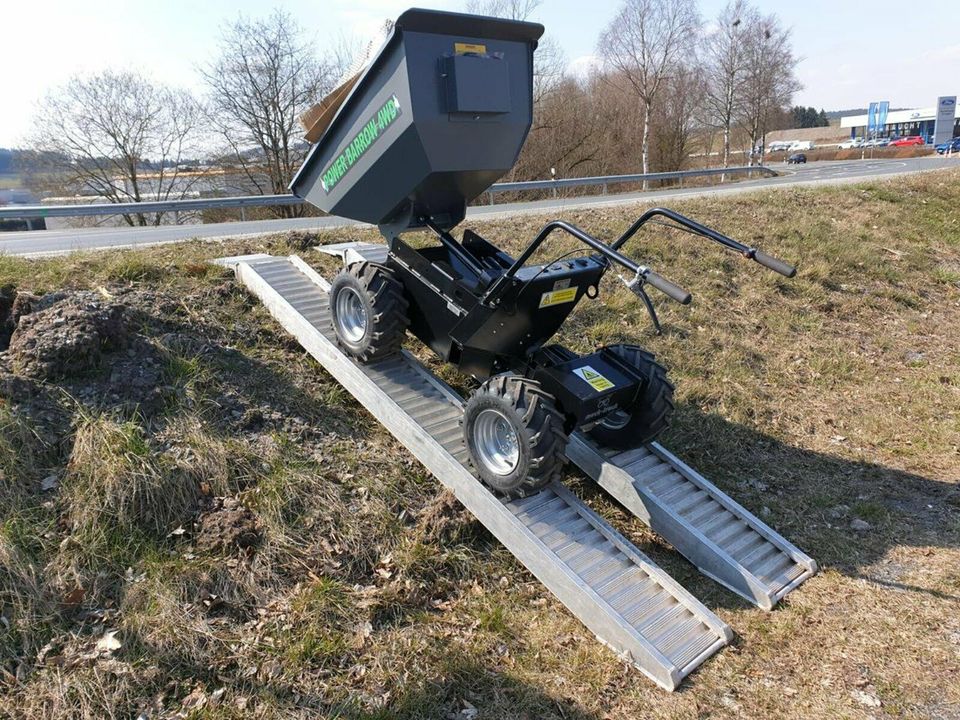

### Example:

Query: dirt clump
xmin=195 ymin=497 xmax=261 ymax=555
xmin=7 ymin=292 xmax=129 ymax=380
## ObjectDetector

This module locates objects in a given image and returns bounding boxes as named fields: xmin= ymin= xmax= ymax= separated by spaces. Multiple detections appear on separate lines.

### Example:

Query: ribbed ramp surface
xmin=567 ymin=437 xmax=817 ymax=610
xmin=219 ymin=254 xmax=731 ymax=691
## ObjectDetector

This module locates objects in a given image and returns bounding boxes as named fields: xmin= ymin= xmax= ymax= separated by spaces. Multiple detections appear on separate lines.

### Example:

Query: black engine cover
xmin=531 ymin=346 xmax=642 ymax=427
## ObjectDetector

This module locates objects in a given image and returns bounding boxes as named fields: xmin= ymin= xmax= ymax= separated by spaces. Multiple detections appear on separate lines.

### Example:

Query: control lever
xmin=623 ymin=268 xmax=691 ymax=334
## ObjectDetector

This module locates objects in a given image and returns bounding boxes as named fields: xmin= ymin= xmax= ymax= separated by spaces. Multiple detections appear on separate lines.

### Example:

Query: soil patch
xmin=7 ymin=292 xmax=128 ymax=379
xmin=195 ymin=497 xmax=261 ymax=555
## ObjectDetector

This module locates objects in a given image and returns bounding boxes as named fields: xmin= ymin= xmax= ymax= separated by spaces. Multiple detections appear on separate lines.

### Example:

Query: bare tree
xmin=465 ymin=0 xmax=541 ymax=19
xmin=738 ymin=13 xmax=800 ymax=164
xmin=513 ymin=77 xmax=602 ymax=181
xmin=29 ymin=71 xmax=203 ymax=226
xmin=202 ymin=10 xmax=334 ymax=215
xmin=651 ymin=63 xmax=706 ymax=171
xmin=598 ymin=0 xmax=700 ymax=184
xmin=703 ymin=0 xmax=757 ymax=168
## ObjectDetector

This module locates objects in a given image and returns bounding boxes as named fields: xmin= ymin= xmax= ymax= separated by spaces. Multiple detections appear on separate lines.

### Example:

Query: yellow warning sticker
xmin=539 ymin=287 xmax=577 ymax=308
xmin=455 ymin=42 xmax=487 ymax=54
xmin=573 ymin=365 xmax=615 ymax=391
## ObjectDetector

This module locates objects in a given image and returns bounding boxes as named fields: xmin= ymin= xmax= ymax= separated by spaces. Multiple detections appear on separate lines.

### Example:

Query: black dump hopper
xmin=289 ymin=9 xmax=543 ymax=230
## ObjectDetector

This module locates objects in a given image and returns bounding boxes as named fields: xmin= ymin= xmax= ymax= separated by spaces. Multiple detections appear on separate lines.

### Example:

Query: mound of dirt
xmin=195 ymin=497 xmax=261 ymax=555
xmin=7 ymin=293 xmax=129 ymax=380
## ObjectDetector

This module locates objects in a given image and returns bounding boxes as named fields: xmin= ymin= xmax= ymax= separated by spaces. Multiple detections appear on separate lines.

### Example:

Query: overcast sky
xmin=2 ymin=0 xmax=957 ymax=147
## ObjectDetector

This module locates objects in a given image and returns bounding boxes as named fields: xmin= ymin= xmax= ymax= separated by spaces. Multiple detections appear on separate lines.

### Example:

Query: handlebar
xmin=480 ymin=210 xmax=795 ymax=329
xmin=750 ymin=249 xmax=796 ymax=278
xmin=625 ymin=268 xmax=691 ymax=305
xmin=612 ymin=207 xmax=797 ymax=279
xmin=642 ymin=270 xmax=692 ymax=304
xmin=482 ymin=219 xmax=694 ymax=308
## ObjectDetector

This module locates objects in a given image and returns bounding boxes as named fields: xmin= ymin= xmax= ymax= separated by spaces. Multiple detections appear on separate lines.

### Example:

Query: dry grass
xmin=1 ymin=169 xmax=959 ymax=718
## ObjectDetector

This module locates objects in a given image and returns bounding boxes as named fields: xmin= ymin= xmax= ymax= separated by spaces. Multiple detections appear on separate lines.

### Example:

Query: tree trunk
xmin=723 ymin=85 xmax=733 ymax=169
xmin=641 ymin=98 xmax=651 ymax=190
xmin=722 ymin=124 xmax=730 ymax=168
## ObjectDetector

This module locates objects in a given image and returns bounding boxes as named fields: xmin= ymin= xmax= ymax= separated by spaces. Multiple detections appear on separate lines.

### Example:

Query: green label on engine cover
xmin=320 ymin=95 xmax=402 ymax=194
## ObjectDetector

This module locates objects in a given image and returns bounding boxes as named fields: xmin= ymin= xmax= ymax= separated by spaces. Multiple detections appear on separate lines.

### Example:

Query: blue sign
xmin=867 ymin=102 xmax=878 ymax=135
xmin=877 ymin=101 xmax=889 ymax=130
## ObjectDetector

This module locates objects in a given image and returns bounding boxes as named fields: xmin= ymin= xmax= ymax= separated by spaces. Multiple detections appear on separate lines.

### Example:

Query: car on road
xmin=889 ymin=136 xmax=925 ymax=147
xmin=0 ymin=189 xmax=46 ymax=232
xmin=935 ymin=137 xmax=960 ymax=154
xmin=838 ymin=138 xmax=865 ymax=149
xmin=787 ymin=153 xmax=807 ymax=164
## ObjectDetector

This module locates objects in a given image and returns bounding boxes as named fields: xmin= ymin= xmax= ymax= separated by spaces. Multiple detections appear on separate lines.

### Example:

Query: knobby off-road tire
xmin=588 ymin=344 xmax=674 ymax=450
xmin=462 ymin=375 xmax=567 ymax=498
xmin=328 ymin=262 xmax=409 ymax=363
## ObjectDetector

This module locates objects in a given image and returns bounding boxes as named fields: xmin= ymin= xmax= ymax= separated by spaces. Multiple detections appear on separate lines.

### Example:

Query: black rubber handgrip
xmin=753 ymin=250 xmax=796 ymax=278
xmin=644 ymin=270 xmax=692 ymax=305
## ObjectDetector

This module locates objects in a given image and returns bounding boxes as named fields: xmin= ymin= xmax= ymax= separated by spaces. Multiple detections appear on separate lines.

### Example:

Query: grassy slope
xmin=1 ymin=169 xmax=959 ymax=719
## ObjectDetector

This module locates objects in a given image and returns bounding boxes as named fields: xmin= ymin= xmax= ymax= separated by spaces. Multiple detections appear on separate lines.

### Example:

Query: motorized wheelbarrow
xmin=290 ymin=8 xmax=795 ymax=496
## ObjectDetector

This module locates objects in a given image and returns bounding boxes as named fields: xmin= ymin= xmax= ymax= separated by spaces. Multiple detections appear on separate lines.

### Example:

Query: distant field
xmin=1 ymin=169 xmax=958 ymax=719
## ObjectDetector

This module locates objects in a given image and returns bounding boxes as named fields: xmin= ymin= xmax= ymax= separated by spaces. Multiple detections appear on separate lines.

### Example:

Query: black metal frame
xmin=379 ymin=205 xmax=795 ymax=431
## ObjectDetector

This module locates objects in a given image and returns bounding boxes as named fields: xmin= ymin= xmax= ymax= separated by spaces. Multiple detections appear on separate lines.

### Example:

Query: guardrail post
xmin=174 ymin=210 xmax=180 ymax=225
xmin=240 ymin=207 xmax=247 ymax=222
xmin=488 ymin=191 xmax=494 ymax=205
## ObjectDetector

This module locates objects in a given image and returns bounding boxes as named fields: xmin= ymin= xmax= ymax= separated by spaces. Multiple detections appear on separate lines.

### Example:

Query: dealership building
xmin=841 ymin=98 xmax=960 ymax=142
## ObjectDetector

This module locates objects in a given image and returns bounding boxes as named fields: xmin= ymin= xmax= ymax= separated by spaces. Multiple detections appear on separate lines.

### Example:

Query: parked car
xmin=766 ymin=141 xmax=793 ymax=153
xmin=889 ymin=136 xmax=925 ymax=147
xmin=935 ymin=137 xmax=960 ymax=154
xmin=864 ymin=138 xmax=890 ymax=147
xmin=788 ymin=140 xmax=814 ymax=151
xmin=0 ymin=189 xmax=46 ymax=232
xmin=787 ymin=153 xmax=807 ymax=164
xmin=838 ymin=138 xmax=865 ymax=149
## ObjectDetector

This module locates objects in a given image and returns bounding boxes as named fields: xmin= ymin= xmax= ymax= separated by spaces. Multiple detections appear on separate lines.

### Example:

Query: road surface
xmin=2 ymin=156 xmax=956 ymax=258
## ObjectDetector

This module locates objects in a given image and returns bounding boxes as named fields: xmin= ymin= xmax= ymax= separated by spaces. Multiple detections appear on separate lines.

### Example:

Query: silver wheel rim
xmin=473 ymin=408 xmax=520 ymax=476
xmin=599 ymin=409 xmax=630 ymax=430
xmin=335 ymin=287 xmax=367 ymax=343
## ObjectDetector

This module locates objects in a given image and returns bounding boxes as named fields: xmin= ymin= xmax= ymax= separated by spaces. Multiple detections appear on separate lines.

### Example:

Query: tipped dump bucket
xmin=289 ymin=9 xmax=543 ymax=230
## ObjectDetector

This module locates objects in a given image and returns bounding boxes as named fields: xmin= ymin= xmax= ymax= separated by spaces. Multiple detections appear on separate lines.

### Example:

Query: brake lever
xmin=622 ymin=272 xmax=663 ymax=334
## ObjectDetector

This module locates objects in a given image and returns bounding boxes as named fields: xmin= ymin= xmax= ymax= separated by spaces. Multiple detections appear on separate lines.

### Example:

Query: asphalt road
xmin=2 ymin=156 xmax=956 ymax=258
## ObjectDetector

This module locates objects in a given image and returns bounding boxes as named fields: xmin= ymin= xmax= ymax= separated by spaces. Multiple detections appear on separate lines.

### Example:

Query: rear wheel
xmin=462 ymin=376 xmax=567 ymax=498
xmin=328 ymin=262 xmax=409 ymax=363
xmin=588 ymin=345 xmax=674 ymax=450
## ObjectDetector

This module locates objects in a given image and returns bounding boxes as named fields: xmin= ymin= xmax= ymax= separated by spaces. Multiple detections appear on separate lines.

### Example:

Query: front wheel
xmin=328 ymin=262 xmax=409 ymax=363
xmin=462 ymin=376 xmax=567 ymax=498
xmin=588 ymin=345 xmax=675 ymax=450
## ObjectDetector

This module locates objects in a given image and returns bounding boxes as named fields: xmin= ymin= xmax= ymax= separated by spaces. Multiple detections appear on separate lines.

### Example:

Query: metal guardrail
xmin=0 ymin=193 xmax=302 ymax=220
xmin=0 ymin=165 xmax=774 ymax=220
xmin=490 ymin=165 xmax=774 ymax=194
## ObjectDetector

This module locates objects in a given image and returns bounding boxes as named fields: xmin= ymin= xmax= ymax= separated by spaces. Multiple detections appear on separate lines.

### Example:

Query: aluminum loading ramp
xmin=315 ymin=241 xmax=817 ymax=611
xmin=215 ymin=253 xmax=731 ymax=691
xmin=566 ymin=439 xmax=817 ymax=610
